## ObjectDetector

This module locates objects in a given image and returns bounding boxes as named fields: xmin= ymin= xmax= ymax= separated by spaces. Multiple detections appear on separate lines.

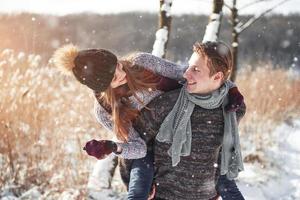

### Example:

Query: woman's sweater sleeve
xmin=94 ymin=99 xmax=147 ymax=159
xmin=132 ymin=52 xmax=187 ymax=81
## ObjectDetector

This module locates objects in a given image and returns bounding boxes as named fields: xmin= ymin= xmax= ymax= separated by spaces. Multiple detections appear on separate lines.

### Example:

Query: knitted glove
xmin=226 ymin=87 xmax=244 ymax=112
xmin=83 ymin=139 xmax=118 ymax=159
xmin=157 ymin=76 xmax=182 ymax=92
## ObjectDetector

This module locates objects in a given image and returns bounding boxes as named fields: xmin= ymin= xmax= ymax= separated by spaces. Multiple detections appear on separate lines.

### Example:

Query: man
xmin=130 ymin=41 xmax=246 ymax=199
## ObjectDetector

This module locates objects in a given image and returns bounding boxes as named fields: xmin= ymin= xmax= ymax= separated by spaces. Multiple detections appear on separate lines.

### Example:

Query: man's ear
xmin=213 ymin=72 xmax=224 ymax=82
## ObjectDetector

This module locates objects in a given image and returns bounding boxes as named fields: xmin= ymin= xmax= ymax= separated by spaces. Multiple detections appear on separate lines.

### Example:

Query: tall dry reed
xmin=0 ymin=49 xmax=112 ymax=198
xmin=236 ymin=65 xmax=300 ymax=163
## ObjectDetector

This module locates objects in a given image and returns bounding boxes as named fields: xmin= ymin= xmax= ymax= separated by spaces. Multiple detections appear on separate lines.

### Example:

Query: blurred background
xmin=0 ymin=0 xmax=299 ymax=199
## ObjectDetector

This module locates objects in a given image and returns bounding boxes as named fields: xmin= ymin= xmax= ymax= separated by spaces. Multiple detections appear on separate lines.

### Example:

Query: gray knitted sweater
xmin=132 ymin=89 xmax=246 ymax=200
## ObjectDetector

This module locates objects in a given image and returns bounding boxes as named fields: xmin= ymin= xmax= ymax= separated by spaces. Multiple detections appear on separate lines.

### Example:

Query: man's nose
xmin=183 ymin=69 xmax=190 ymax=79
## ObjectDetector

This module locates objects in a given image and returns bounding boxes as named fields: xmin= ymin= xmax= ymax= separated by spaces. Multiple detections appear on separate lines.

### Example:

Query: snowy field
xmin=237 ymin=119 xmax=300 ymax=200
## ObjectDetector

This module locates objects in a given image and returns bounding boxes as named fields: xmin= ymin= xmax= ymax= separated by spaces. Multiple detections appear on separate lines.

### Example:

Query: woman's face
xmin=110 ymin=62 xmax=127 ymax=88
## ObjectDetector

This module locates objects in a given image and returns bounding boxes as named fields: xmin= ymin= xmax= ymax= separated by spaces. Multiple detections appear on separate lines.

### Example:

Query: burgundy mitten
xmin=83 ymin=139 xmax=117 ymax=159
xmin=225 ymin=87 xmax=244 ymax=112
xmin=157 ymin=76 xmax=182 ymax=92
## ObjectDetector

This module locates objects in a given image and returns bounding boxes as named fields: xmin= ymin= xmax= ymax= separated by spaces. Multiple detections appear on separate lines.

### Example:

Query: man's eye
xmin=193 ymin=67 xmax=200 ymax=72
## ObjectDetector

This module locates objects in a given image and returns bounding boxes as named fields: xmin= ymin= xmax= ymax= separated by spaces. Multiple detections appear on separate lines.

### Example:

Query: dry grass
xmin=0 ymin=50 xmax=299 ymax=197
xmin=236 ymin=65 xmax=300 ymax=162
xmin=0 ymin=50 xmax=112 ymax=199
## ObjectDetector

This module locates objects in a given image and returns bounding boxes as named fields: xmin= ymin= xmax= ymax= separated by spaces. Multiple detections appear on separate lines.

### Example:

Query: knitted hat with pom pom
xmin=52 ymin=44 xmax=117 ymax=92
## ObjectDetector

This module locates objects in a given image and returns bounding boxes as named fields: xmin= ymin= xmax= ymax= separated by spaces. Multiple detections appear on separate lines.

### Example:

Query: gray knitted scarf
xmin=156 ymin=80 xmax=244 ymax=180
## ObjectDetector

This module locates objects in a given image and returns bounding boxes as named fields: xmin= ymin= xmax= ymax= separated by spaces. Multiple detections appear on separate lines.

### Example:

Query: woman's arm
xmin=132 ymin=53 xmax=187 ymax=81
xmin=94 ymin=99 xmax=147 ymax=159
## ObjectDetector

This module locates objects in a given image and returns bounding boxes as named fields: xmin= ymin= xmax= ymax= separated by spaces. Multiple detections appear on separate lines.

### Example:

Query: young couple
xmin=53 ymin=41 xmax=246 ymax=200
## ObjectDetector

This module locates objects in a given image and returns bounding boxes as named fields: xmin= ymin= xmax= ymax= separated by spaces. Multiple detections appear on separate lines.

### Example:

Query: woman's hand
xmin=157 ymin=76 xmax=182 ymax=92
xmin=226 ymin=87 xmax=244 ymax=112
xmin=83 ymin=139 xmax=118 ymax=159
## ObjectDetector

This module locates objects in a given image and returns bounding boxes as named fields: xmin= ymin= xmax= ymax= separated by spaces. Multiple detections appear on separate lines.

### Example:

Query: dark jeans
xmin=128 ymin=151 xmax=154 ymax=200
xmin=216 ymin=175 xmax=245 ymax=200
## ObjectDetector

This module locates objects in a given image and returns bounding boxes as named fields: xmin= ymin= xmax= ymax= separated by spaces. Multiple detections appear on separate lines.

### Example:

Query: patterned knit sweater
xmin=94 ymin=53 xmax=185 ymax=159
xmin=132 ymin=88 xmax=246 ymax=200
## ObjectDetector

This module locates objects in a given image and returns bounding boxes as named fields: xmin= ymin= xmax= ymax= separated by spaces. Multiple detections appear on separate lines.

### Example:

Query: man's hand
xmin=83 ymin=139 xmax=118 ymax=159
xmin=226 ymin=87 xmax=244 ymax=112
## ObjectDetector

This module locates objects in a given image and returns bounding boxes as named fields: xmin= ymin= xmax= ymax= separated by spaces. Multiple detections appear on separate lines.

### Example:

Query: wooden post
xmin=230 ymin=0 xmax=238 ymax=81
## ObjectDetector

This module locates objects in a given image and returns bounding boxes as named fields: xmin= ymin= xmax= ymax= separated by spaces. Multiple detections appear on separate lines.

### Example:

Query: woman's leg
xmin=216 ymin=175 xmax=245 ymax=200
xmin=128 ymin=151 xmax=154 ymax=200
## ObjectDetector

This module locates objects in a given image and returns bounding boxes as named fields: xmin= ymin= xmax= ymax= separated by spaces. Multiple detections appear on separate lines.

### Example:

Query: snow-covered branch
xmin=161 ymin=0 xmax=173 ymax=17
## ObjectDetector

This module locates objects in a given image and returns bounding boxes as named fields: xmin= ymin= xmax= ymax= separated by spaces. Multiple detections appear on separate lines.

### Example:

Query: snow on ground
xmin=237 ymin=119 xmax=300 ymax=200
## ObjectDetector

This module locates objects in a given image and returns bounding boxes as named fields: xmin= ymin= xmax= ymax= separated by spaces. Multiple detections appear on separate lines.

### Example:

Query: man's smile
xmin=187 ymin=81 xmax=196 ymax=85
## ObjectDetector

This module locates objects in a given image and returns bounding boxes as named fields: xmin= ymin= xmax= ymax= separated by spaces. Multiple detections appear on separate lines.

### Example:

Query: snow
xmin=17 ymin=52 xmax=25 ymax=61
xmin=19 ymin=187 xmax=41 ymax=199
xmin=161 ymin=0 xmax=173 ymax=17
xmin=288 ymin=57 xmax=300 ymax=79
xmin=232 ymin=42 xmax=239 ymax=47
xmin=202 ymin=13 xmax=221 ymax=43
xmin=58 ymin=189 xmax=80 ymax=200
xmin=152 ymin=27 xmax=168 ymax=58
xmin=88 ymin=189 xmax=126 ymax=200
xmin=236 ymin=119 xmax=300 ymax=200
xmin=87 ymin=154 xmax=117 ymax=190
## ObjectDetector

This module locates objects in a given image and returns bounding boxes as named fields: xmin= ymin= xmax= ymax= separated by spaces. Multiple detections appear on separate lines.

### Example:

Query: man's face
xmin=183 ymin=52 xmax=220 ymax=94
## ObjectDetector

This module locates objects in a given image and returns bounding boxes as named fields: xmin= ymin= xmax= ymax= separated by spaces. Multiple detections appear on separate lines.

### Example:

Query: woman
xmin=52 ymin=43 xmax=245 ymax=200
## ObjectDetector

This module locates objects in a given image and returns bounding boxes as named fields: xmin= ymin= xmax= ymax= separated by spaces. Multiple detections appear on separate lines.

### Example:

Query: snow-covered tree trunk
xmin=202 ymin=0 xmax=224 ymax=43
xmin=152 ymin=0 xmax=173 ymax=58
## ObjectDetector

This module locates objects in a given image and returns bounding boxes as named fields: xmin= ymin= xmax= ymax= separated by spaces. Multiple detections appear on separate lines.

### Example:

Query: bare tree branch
xmin=236 ymin=0 xmax=291 ymax=34
xmin=223 ymin=2 xmax=232 ymax=10
xmin=239 ymin=0 xmax=273 ymax=10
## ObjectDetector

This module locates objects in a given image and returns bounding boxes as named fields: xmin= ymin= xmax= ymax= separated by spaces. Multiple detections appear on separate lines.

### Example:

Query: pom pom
xmin=52 ymin=44 xmax=79 ymax=75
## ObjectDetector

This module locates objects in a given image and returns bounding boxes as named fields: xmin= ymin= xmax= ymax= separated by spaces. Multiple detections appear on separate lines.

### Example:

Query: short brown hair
xmin=193 ymin=41 xmax=232 ymax=81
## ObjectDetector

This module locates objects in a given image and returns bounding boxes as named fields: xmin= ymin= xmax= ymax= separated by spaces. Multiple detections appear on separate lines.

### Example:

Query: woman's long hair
xmin=96 ymin=60 xmax=160 ymax=142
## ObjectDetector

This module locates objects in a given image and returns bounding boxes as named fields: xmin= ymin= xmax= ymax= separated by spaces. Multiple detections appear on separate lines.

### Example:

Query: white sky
xmin=0 ymin=0 xmax=299 ymax=16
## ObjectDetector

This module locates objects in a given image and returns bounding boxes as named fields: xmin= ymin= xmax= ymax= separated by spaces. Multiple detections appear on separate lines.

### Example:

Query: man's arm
xmin=236 ymin=101 xmax=246 ymax=123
